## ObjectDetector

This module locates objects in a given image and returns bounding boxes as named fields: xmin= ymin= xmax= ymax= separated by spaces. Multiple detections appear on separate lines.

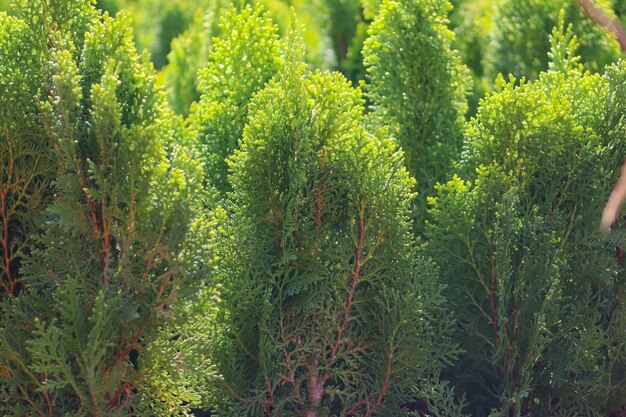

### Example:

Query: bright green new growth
xmin=162 ymin=8 xmax=221 ymax=116
xmin=426 ymin=23 xmax=626 ymax=417
xmin=0 ymin=12 xmax=53 ymax=296
xmin=362 ymin=0 xmax=469 ymax=231
xmin=486 ymin=0 xmax=621 ymax=81
xmin=216 ymin=40 xmax=457 ymax=416
xmin=0 ymin=3 xmax=203 ymax=415
xmin=190 ymin=4 xmax=282 ymax=192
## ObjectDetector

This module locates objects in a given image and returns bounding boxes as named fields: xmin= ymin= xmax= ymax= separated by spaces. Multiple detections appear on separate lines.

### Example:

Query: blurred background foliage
xmin=2 ymin=0 xmax=623 ymax=117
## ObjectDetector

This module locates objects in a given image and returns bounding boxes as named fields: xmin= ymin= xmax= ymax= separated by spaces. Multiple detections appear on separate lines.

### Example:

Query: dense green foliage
xmin=426 ymin=25 xmax=626 ymax=417
xmin=189 ymin=4 xmax=282 ymax=192
xmin=363 ymin=0 xmax=469 ymax=230
xmin=216 ymin=41 xmax=457 ymax=416
xmin=1 ymin=0 xmax=625 ymax=416
xmin=0 ymin=1 xmax=204 ymax=415
xmin=0 ymin=12 xmax=53 ymax=297
xmin=485 ymin=0 xmax=621 ymax=81
xmin=161 ymin=8 xmax=222 ymax=116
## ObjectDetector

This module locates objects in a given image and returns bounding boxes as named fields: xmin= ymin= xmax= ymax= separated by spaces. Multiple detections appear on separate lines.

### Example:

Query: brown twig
xmin=576 ymin=0 xmax=626 ymax=52
xmin=364 ymin=346 xmax=393 ymax=417
xmin=314 ymin=188 xmax=323 ymax=229
xmin=0 ymin=189 xmax=14 ymax=296
xmin=269 ymin=326 xmax=301 ymax=400
xmin=329 ymin=210 xmax=366 ymax=363
xmin=263 ymin=376 xmax=275 ymax=416
xmin=109 ymin=372 xmax=141 ymax=407
xmin=115 ymin=329 xmax=143 ymax=366
xmin=0 ymin=139 xmax=15 ymax=296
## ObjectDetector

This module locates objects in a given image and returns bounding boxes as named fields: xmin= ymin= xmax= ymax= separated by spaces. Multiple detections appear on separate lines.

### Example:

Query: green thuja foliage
xmin=189 ymin=4 xmax=282 ymax=192
xmin=162 ymin=7 xmax=223 ymax=116
xmin=486 ymin=0 xmax=621 ymax=81
xmin=215 ymin=38 xmax=458 ymax=416
xmin=363 ymin=0 xmax=469 ymax=232
xmin=426 ymin=24 xmax=626 ymax=417
xmin=0 ymin=12 xmax=54 ymax=297
xmin=0 ymin=3 xmax=203 ymax=415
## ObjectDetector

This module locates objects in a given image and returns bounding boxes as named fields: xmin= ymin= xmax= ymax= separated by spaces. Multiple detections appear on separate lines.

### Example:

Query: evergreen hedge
xmin=1 ymin=1 xmax=625 ymax=417
xmin=362 ymin=0 xmax=470 ymax=232
xmin=214 ymin=39 xmax=458 ymax=416
xmin=189 ymin=3 xmax=282 ymax=193
xmin=486 ymin=0 xmax=621 ymax=81
xmin=426 ymin=22 xmax=626 ymax=417
xmin=0 ymin=1 xmax=204 ymax=415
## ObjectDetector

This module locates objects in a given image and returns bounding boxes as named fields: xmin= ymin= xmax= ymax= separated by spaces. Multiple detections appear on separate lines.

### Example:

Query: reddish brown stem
xmin=577 ymin=0 xmax=626 ymax=52
xmin=91 ymin=390 xmax=100 ymax=417
xmin=155 ymin=270 xmax=175 ymax=306
xmin=269 ymin=328 xmax=301 ymax=400
xmin=224 ymin=382 xmax=258 ymax=405
xmin=43 ymin=392 xmax=52 ymax=415
xmin=512 ymin=304 xmax=517 ymax=338
xmin=293 ymin=207 xmax=300 ymax=241
xmin=330 ymin=212 xmax=366 ymax=363
xmin=109 ymin=372 xmax=141 ymax=407
xmin=364 ymin=347 xmax=393 ymax=417
xmin=306 ymin=358 xmax=324 ymax=417
xmin=0 ymin=189 xmax=15 ymax=296
xmin=0 ymin=138 xmax=15 ymax=296
xmin=263 ymin=376 xmax=274 ymax=416
xmin=274 ymin=219 xmax=282 ymax=246
xmin=346 ymin=394 xmax=374 ymax=416
xmin=116 ymin=329 xmax=143 ymax=365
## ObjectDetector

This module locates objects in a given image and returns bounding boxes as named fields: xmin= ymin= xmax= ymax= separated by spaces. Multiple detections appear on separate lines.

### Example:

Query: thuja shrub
xmin=0 ymin=2 xmax=203 ymax=415
xmin=485 ymin=0 xmax=621 ymax=81
xmin=362 ymin=0 xmax=469 ymax=232
xmin=189 ymin=4 xmax=282 ymax=193
xmin=0 ymin=12 xmax=54 ymax=297
xmin=162 ymin=6 xmax=222 ymax=117
xmin=214 ymin=40 xmax=458 ymax=417
xmin=426 ymin=25 xmax=626 ymax=417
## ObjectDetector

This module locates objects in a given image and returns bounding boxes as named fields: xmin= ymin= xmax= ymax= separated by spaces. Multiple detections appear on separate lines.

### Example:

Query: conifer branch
xmin=263 ymin=375 xmax=274 ymax=415
xmin=0 ymin=189 xmax=14 ymax=295
xmin=109 ymin=372 xmax=141 ymax=407
xmin=367 ymin=352 xmax=393 ymax=417
xmin=224 ymin=382 xmax=257 ymax=405
xmin=0 ymin=138 xmax=15 ymax=296
xmin=345 ymin=393 xmax=374 ymax=416
xmin=271 ymin=326 xmax=301 ymax=400
xmin=602 ymin=159 xmax=626 ymax=232
xmin=116 ymin=329 xmax=143 ymax=366
xmin=314 ymin=187 xmax=322 ymax=229
xmin=330 ymin=208 xmax=366 ymax=363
